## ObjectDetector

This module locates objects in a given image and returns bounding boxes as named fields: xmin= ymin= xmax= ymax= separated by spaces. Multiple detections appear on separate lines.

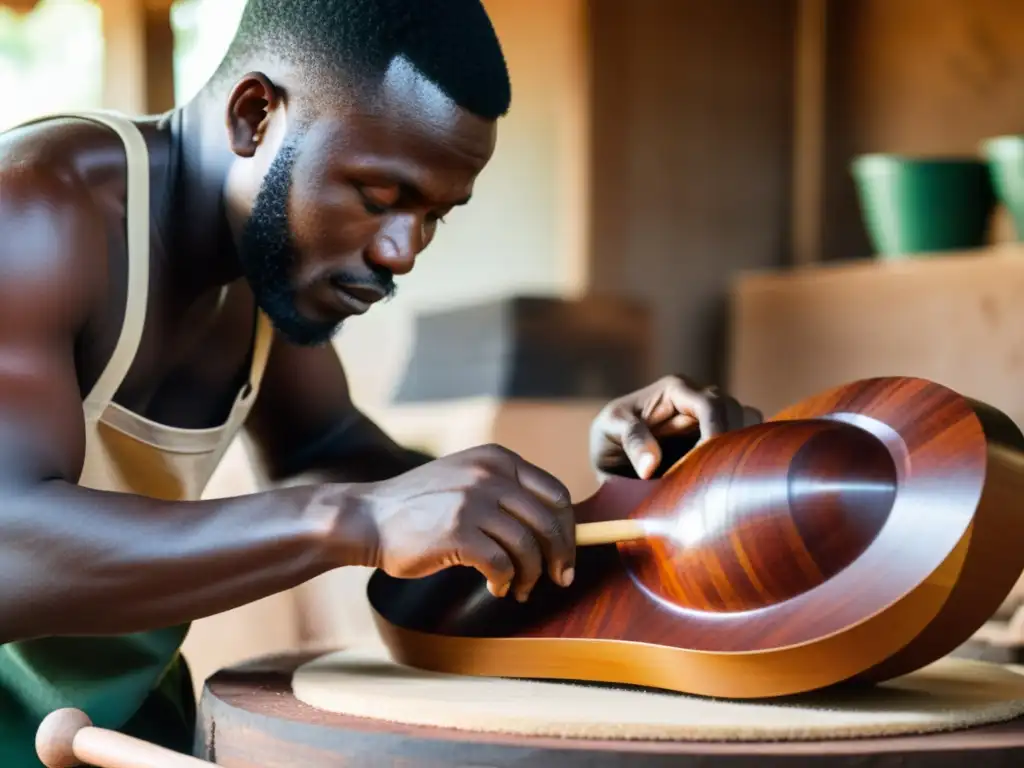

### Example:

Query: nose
xmin=366 ymin=214 xmax=424 ymax=276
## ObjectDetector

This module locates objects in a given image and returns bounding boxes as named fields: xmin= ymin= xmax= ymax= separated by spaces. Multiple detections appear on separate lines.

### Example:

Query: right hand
xmin=357 ymin=444 xmax=576 ymax=602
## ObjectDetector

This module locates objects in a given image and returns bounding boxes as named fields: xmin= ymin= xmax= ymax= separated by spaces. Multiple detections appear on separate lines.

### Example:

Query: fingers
xmin=506 ymin=459 xmax=576 ymax=586
xmin=458 ymin=490 xmax=575 ymax=603
xmin=651 ymin=412 xmax=699 ymax=437
xmin=594 ymin=377 xmax=761 ymax=478
xmin=479 ymin=444 xmax=572 ymax=511
xmin=602 ymin=408 xmax=663 ymax=479
xmin=496 ymin=488 xmax=575 ymax=595
xmin=464 ymin=445 xmax=577 ymax=599
xmin=661 ymin=378 xmax=748 ymax=445
xmin=455 ymin=529 xmax=516 ymax=598
xmin=478 ymin=503 xmax=545 ymax=602
xmin=649 ymin=405 xmax=760 ymax=438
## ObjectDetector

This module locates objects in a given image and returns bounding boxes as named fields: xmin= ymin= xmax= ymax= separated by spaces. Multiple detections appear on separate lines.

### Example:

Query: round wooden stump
xmin=198 ymin=652 xmax=1024 ymax=767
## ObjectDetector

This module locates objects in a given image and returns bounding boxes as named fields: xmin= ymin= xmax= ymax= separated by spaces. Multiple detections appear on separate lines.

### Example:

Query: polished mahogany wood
xmin=197 ymin=652 xmax=1024 ymax=767
xmin=620 ymin=417 xmax=897 ymax=614
xmin=367 ymin=376 xmax=1024 ymax=698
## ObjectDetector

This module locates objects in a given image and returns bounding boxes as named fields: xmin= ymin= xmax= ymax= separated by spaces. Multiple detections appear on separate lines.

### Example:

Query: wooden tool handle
xmin=36 ymin=708 xmax=212 ymax=768
xmin=576 ymin=519 xmax=649 ymax=546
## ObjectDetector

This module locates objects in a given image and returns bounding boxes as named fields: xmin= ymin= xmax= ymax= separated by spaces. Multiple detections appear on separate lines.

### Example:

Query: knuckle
xmin=599 ymin=406 xmax=630 ymax=434
xmin=550 ymin=488 xmax=572 ymax=509
xmin=451 ymin=495 xmax=476 ymax=528
xmin=701 ymin=384 xmax=722 ymax=400
xmin=612 ymin=403 xmax=636 ymax=421
xmin=539 ymin=513 xmax=565 ymax=543
xmin=623 ymin=418 xmax=650 ymax=444
xmin=697 ymin=388 xmax=725 ymax=415
xmin=466 ymin=464 xmax=492 ymax=483
xmin=486 ymin=549 xmax=514 ymax=576
xmin=479 ymin=443 xmax=520 ymax=471
xmin=663 ymin=373 xmax=699 ymax=393
xmin=481 ymin=442 xmax=511 ymax=459
xmin=516 ymin=527 xmax=542 ymax=556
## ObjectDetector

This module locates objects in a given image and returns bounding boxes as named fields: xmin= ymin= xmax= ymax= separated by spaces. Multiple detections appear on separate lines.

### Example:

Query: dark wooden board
xmin=390 ymin=295 xmax=653 ymax=403
xmin=197 ymin=652 xmax=1024 ymax=767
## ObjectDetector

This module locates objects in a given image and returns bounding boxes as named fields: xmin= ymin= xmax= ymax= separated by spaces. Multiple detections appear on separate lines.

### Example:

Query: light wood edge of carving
xmin=372 ymin=532 xmax=969 ymax=700
xmin=857 ymin=441 xmax=1024 ymax=681
xmin=964 ymin=444 xmax=1024 ymax=648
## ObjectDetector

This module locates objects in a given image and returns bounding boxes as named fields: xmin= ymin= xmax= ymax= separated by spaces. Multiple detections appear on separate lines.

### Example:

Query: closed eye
xmin=362 ymin=198 xmax=390 ymax=216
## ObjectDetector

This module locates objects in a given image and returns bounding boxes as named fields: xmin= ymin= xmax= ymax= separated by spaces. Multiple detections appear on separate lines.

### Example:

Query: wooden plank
xmin=727 ymin=244 xmax=1024 ymax=418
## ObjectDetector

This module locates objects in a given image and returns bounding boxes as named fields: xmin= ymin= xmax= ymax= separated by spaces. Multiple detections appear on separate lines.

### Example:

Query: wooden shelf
xmin=727 ymin=242 xmax=1024 ymax=424
xmin=739 ymin=242 xmax=1024 ymax=285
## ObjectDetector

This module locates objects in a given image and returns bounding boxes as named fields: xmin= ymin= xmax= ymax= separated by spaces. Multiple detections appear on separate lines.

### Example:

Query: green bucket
xmin=981 ymin=135 xmax=1024 ymax=240
xmin=850 ymin=154 xmax=996 ymax=259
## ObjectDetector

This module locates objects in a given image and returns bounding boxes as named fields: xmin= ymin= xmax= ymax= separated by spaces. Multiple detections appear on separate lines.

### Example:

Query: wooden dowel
xmin=576 ymin=519 xmax=649 ymax=546
xmin=36 ymin=708 xmax=212 ymax=768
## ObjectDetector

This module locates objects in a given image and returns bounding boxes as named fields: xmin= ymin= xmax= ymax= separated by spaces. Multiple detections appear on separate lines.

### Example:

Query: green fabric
xmin=0 ymin=624 xmax=195 ymax=766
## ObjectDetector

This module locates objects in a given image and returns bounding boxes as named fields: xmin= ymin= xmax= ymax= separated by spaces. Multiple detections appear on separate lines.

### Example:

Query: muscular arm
xmin=244 ymin=337 xmax=434 ymax=486
xmin=0 ymin=166 xmax=370 ymax=644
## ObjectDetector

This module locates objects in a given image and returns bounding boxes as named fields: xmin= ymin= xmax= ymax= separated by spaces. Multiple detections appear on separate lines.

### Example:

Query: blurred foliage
xmin=0 ymin=0 xmax=103 ymax=130
xmin=0 ymin=0 xmax=248 ymax=131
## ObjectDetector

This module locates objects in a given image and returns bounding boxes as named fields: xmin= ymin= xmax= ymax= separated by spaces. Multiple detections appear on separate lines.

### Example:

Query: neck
xmin=163 ymin=93 xmax=244 ymax=297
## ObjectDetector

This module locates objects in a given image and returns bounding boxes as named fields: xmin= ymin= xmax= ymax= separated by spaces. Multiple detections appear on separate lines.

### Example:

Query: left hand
xmin=589 ymin=375 xmax=762 ymax=480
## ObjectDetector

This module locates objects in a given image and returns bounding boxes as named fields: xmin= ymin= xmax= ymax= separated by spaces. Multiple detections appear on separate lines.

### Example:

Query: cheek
xmin=287 ymin=182 xmax=380 ymax=276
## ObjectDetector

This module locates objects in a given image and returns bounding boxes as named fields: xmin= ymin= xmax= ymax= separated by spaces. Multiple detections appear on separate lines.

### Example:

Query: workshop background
xmin=4 ymin=0 xmax=1024 ymax=693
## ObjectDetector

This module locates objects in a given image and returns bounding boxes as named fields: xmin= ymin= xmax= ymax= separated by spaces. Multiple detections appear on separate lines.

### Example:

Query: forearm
xmin=0 ymin=478 xmax=372 ymax=643
xmin=272 ymin=410 xmax=434 ymax=485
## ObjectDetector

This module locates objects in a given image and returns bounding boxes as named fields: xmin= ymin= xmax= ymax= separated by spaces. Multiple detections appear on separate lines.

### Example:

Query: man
xmin=0 ymin=0 xmax=757 ymax=761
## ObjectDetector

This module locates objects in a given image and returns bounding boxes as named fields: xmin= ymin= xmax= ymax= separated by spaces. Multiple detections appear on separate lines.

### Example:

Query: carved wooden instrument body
xmin=368 ymin=377 xmax=1024 ymax=699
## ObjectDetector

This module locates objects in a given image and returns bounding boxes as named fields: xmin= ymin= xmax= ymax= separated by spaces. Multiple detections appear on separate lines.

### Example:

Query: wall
xmin=823 ymin=0 xmax=1024 ymax=261
xmin=586 ymin=0 xmax=796 ymax=386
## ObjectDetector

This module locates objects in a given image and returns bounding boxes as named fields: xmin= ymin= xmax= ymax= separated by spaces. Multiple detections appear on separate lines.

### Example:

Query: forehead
xmin=308 ymin=58 xmax=497 ymax=202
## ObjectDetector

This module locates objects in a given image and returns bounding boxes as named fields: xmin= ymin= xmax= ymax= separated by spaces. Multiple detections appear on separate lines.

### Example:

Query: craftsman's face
xmin=237 ymin=58 xmax=497 ymax=346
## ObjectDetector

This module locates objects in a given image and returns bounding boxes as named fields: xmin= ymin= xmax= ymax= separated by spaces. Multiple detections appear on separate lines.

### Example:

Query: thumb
xmin=621 ymin=416 xmax=662 ymax=479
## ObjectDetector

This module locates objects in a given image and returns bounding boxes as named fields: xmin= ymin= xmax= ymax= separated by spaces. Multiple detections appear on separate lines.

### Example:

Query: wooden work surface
xmin=197 ymin=652 xmax=1024 ymax=767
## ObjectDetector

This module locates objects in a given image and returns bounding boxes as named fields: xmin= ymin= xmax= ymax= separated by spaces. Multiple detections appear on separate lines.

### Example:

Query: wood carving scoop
xmin=571 ymin=416 xmax=897 ymax=611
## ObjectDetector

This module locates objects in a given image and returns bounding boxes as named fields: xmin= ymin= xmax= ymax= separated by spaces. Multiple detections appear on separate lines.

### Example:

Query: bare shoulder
xmin=0 ymin=118 xmax=118 ymax=337
xmin=0 ymin=119 xmax=133 ymax=482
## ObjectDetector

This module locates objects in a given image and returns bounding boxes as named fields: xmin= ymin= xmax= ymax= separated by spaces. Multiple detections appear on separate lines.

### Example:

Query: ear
xmin=225 ymin=72 xmax=284 ymax=158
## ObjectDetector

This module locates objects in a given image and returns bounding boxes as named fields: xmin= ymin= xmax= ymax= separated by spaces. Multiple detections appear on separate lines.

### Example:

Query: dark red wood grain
xmin=621 ymin=418 xmax=897 ymax=613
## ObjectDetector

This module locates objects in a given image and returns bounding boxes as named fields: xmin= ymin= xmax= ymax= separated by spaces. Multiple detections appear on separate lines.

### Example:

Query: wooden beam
xmin=99 ymin=0 xmax=147 ymax=113
xmin=791 ymin=0 xmax=828 ymax=266
xmin=3 ymin=0 xmax=41 ymax=14
xmin=96 ymin=0 xmax=175 ymax=114
xmin=143 ymin=0 xmax=176 ymax=113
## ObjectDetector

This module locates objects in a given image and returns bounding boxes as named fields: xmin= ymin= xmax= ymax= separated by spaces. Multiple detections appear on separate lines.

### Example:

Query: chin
xmin=261 ymin=302 xmax=342 ymax=348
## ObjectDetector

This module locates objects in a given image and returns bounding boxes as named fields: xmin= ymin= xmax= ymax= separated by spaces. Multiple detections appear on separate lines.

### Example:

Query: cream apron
xmin=0 ymin=110 xmax=273 ymax=764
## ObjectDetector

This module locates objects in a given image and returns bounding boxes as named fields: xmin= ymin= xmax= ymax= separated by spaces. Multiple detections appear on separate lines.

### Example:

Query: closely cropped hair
xmin=216 ymin=0 xmax=512 ymax=120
